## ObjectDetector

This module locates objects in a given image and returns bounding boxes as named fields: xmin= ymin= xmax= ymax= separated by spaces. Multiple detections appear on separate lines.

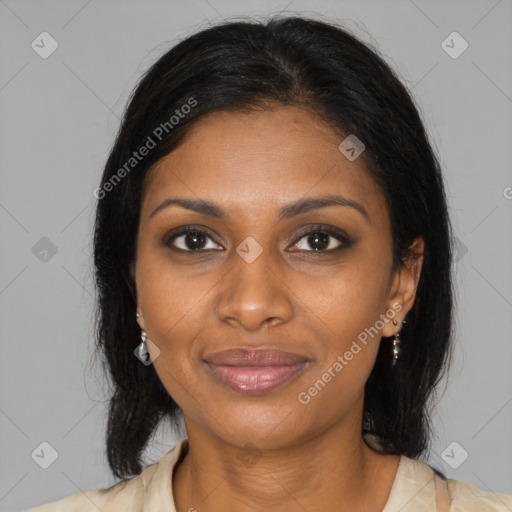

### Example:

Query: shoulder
xmin=384 ymin=452 xmax=512 ymax=512
xmin=23 ymin=465 xmax=154 ymax=512
xmin=24 ymin=438 xmax=189 ymax=512
xmin=445 ymin=476 xmax=512 ymax=511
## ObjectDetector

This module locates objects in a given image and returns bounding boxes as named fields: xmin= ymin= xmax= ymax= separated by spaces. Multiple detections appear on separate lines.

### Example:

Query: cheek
xmin=293 ymin=255 xmax=390 ymax=339
xmin=136 ymin=243 xmax=217 ymax=336
xmin=135 ymin=251 xmax=221 ymax=402
xmin=289 ymin=256 xmax=390 ymax=385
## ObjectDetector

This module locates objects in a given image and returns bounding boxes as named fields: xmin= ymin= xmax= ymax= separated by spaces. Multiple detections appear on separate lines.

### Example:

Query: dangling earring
xmin=391 ymin=319 xmax=406 ymax=366
xmin=136 ymin=313 xmax=151 ymax=364
xmin=137 ymin=328 xmax=152 ymax=364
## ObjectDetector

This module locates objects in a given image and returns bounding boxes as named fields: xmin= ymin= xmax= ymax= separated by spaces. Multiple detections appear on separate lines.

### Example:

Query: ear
xmin=125 ymin=260 xmax=145 ymax=330
xmin=381 ymin=237 xmax=424 ymax=337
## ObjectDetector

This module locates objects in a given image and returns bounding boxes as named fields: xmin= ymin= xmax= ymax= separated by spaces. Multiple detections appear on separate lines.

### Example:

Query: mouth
xmin=203 ymin=348 xmax=309 ymax=395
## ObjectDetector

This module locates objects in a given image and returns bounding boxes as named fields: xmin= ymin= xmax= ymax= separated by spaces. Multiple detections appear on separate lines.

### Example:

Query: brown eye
xmin=290 ymin=225 xmax=353 ymax=253
xmin=162 ymin=227 xmax=223 ymax=252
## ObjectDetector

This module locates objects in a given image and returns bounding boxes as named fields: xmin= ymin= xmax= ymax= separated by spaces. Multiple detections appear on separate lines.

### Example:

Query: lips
xmin=205 ymin=348 xmax=308 ymax=366
xmin=204 ymin=348 xmax=309 ymax=395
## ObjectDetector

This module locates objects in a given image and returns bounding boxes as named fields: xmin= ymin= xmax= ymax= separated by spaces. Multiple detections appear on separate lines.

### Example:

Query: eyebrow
xmin=149 ymin=194 xmax=370 ymax=222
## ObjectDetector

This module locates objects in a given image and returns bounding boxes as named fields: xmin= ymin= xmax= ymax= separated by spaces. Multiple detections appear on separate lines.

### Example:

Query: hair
xmin=93 ymin=14 xmax=454 ymax=480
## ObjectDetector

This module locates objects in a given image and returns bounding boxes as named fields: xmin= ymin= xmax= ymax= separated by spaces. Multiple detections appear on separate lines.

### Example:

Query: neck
xmin=172 ymin=416 xmax=399 ymax=512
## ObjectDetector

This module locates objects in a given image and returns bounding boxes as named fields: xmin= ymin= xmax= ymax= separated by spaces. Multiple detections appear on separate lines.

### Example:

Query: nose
xmin=216 ymin=246 xmax=294 ymax=331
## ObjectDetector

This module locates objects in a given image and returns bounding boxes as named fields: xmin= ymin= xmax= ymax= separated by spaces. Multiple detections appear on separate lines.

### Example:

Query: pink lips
xmin=204 ymin=348 xmax=308 ymax=395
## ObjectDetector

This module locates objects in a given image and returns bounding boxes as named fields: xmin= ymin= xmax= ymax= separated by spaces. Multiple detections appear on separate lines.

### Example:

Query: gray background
xmin=1 ymin=0 xmax=511 ymax=510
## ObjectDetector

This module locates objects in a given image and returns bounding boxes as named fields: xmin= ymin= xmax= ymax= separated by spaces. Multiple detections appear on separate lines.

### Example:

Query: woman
xmin=27 ymin=15 xmax=512 ymax=512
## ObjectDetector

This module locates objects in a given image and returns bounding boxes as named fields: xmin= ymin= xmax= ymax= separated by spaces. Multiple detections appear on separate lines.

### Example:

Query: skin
xmin=133 ymin=105 xmax=424 ymax=512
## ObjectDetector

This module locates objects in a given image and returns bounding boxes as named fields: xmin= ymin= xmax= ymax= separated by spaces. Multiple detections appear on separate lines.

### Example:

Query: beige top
xmin=25 ymin=438 xmax=512 ymax=511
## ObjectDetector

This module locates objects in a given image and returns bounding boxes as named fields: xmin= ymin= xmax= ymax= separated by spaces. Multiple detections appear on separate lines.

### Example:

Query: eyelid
xmin=289 ymin=224 xmax=353 ymax=251
xmin=162 ymin=223 xmax=353 ymax=254
xmin=161 ymin=225 xmax=223 ymax=250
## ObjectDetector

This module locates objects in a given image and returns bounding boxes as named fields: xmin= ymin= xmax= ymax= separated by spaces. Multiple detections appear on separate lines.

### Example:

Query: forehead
xmin=142 ymin=106 xmax=388 ymax=222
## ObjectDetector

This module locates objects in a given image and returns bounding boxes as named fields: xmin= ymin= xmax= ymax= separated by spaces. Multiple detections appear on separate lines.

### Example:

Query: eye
xmin=162 ymin=226 xmax=223 ymax=252
xmin=162 ymin=224 xmax=353 ymax=254
xmin=289 ymin=224 xmax=353 ymax=253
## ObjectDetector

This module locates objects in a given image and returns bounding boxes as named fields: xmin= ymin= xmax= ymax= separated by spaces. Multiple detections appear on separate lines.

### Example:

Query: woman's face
xmin=134 ymin=105 xmax=422 ymax=450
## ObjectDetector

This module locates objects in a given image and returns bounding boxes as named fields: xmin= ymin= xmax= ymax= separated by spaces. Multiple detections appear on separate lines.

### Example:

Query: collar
xmin=141 ymin=438 xmax=437 ymax=512
xmin=382 ymin=454 xmax=437 ymax=511
xmin=142 ymin=437 xmax=189 ymax=512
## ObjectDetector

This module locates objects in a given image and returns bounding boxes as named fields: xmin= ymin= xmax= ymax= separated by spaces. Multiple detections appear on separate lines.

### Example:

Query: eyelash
xmin=161 ymin=224 xmax=353 ymax=255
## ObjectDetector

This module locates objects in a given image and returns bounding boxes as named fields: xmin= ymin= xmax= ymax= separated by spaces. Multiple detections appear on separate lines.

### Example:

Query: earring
xmin=391 ymin=319 xmax=406 ymax=366
xmin=137 ymin=328 xmax=151 ymax=364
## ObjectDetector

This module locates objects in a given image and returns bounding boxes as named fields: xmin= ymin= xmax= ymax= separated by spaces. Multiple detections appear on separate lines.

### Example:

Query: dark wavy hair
xmin=92 ymin=15 xmax=454 ymax=480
